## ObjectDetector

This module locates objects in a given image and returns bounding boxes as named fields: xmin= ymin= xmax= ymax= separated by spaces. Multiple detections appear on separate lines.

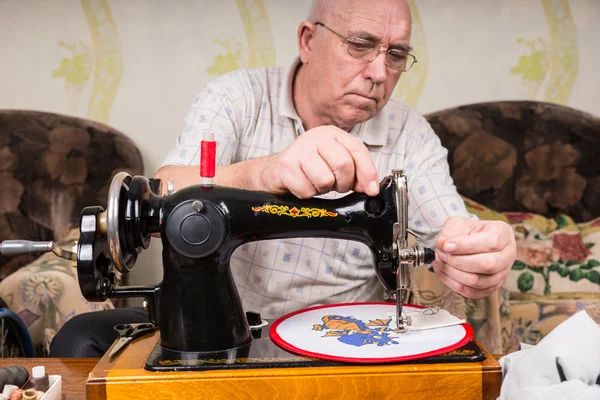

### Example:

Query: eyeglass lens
xmin=347 ymin=39 xmax=414 ymax=71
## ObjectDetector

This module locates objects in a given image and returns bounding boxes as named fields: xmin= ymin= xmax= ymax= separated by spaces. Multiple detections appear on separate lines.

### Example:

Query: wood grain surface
xmin=88 ymin=331 xmax=502 ymax=400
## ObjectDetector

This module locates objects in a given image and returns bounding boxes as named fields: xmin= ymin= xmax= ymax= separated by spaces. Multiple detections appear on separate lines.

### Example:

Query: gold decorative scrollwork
xmin=441 ymin=349 xmax=475 ymax=357
xmin=251 ymin=205 xmax=338 ymax=218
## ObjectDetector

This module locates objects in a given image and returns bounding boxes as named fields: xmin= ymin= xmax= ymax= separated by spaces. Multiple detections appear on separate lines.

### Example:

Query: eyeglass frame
xmin=314 ymin=22 xmax=418 ymax=72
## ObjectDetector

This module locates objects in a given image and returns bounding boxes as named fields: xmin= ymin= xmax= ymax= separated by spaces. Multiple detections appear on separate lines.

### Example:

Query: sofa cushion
xmin=0 ymin=252 xmax=114 ymax=356
xmin=462 ymin=196 xmax=600 ymax=298
xmin=503 ymin=298 xmax=600 ymax=353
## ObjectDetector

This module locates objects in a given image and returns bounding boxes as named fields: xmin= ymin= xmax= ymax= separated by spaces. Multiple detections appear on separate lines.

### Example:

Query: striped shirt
xmin=161 ymin=57 xmax=471 ymax=318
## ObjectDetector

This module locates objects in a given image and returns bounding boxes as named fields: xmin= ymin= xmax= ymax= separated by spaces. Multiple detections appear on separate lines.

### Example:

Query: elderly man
xmin=50 ymin=0 xmax=516 ymax=357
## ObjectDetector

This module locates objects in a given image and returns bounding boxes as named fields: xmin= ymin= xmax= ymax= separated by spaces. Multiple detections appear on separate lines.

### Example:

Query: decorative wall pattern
xmin=510 ymin=0 xmax=579 ymax=104
xmin=393 ymin=0 xmax=428 ymax=107
xmin=207 ymin=0 xmax=275 ymax=75
xmin=51 ymin=0 xmax=122 ymax=124
xmin=0 ymin=0 xmax=598 ymax=286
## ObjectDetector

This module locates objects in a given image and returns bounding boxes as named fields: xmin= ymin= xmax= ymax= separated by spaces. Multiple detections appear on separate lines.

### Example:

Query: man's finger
xmin=436 ymin=250 xmax=508 ymax=275
xmin=300 ymin=152 xmax=337 ymax=194
xmin=441 ymin=223 xmax=512 ymax=255
xmin=281 ymin=168 xmax=318 ymax=199
xmin=435 ymin=216 xmax=477 ymax=250
xmin=433 ymin=262 xmax=501 ymax=299
xmin=333 ymin=131 xmax=379 ymax=196
xmin=434 ymin=256 xmax=508 ymax=290
xmin=316 ymin=140 xmax=355 ymax=193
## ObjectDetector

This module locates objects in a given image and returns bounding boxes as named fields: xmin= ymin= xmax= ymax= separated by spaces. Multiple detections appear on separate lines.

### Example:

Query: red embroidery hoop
xmin=270 ymin=302 xmax=474 ymax=364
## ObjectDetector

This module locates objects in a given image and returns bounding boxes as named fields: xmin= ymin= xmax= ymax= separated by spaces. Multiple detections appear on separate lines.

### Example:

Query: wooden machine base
xmin=87 ymin=330 xmax=502 ymax=400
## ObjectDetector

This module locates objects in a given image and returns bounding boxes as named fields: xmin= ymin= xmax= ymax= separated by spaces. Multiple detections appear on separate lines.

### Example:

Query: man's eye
xmin=350 ymin=41 xmax=375 ymax=51
xmin=388 ymin=51 xmax=408 ymax=61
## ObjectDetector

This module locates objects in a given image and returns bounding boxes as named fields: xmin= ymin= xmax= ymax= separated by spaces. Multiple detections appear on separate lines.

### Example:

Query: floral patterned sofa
xmin=413 ymin=101 xmax=600 ymax=354
xmin=0 ymin=110 xmax=143 ymax=355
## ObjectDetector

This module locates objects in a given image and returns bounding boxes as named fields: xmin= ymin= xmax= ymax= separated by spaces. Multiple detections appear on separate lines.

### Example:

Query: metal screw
xmin=167 ymin=181 xmax=175 ymax=195
xmin=192 ymin=201 xmax=204 ymax=212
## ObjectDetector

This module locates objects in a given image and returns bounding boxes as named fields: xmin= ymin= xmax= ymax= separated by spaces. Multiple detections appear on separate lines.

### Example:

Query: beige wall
xmin=1 ymin=0 xmax=599 ymax=289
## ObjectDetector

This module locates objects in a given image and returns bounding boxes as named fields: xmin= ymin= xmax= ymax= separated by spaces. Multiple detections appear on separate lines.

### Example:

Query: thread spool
xmin=0 ymin=367 xmax=29 ymax=390
xmin=200 ymin=131 xmax=216 ymax=186
xmin=20 ymin=391 xmax=35 ymax=400
xmin=27 ymin=367 xmax=48 ymax=393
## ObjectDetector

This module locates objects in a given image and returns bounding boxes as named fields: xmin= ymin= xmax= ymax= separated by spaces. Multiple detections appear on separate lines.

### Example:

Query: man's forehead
xmin=333 ymin=0 xmax=412 ymax=44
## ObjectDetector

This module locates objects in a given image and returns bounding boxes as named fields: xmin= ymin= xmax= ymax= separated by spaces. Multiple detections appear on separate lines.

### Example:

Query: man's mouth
xmin=349 ymin=93 xmax=378 ymax=102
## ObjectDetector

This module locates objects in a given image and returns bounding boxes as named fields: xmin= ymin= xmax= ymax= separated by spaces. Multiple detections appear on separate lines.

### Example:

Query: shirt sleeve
xmin=160 ymin=74 xmax=246 ymax=169
xmin=402 ymin=115 xmax=478 ymax=249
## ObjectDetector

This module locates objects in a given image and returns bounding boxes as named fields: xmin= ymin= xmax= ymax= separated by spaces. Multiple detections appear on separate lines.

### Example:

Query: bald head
xmin=306 ymin=0 xmax=335 ymax=22
xmin=307 ymin=0 xmax=411 ymax=25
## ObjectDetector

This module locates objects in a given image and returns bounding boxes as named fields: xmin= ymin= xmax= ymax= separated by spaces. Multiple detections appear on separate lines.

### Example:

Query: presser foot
xmin=384 ymin=290 xmax=409 ymax=333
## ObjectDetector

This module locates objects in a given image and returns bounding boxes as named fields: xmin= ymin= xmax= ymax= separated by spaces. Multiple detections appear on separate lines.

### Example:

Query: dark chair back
xmin=425 ymin=101 xmax=600 ymax=222
xmin=0 ymin=110 xmax=143 ymax=280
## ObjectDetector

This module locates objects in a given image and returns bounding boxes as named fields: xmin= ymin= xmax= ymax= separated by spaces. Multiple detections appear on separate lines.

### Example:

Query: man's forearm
xmin=214 ymin=157 xmax=269 ymax=190
xmin=154 ymin=157 xmax=271 ymax=194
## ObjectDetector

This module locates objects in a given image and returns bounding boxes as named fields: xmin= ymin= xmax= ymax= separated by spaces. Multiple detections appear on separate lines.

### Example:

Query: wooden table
xmin=87 ymin=332 xmax=502 ymax=400
xmin=0 ymin=353 xmax=505 ymax=399
xmin=0 ymin=358 xmax=99 ymax=400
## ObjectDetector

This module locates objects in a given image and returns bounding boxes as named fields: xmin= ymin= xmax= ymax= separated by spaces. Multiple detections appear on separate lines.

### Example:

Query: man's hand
xmin=432 ymin=216 xmax=516 ymax=299
xmin=258 ymin=125 xmax=380 ymax=198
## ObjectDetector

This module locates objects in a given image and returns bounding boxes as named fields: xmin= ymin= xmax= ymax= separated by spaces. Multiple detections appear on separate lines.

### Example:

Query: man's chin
xmin=339 ymin=107 xmax=377 ymax=127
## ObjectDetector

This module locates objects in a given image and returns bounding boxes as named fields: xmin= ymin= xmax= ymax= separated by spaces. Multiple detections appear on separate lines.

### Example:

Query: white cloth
xmin=161 ymin=56 xmax=474 ymax=319
xmin=404 ymin=308 xmax=466 ymax=331
xmin=499 ymin=310 xmax=600 ymax=400
xmin=385 ymin=307 xmax=466 ymax=331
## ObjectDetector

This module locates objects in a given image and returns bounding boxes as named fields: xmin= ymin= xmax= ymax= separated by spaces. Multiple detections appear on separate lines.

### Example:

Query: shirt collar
xmin=278 ymin=56 xmax=388 ymax=146
xmin=278 ymin=56 xmax=303 ymax=124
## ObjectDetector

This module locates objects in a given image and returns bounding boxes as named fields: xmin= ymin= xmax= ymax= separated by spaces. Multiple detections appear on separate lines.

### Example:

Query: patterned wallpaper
xmin=0 ymin=0 xmax=598 ymax=286
xmin=5 ymin=0 xmax=594 ymax=128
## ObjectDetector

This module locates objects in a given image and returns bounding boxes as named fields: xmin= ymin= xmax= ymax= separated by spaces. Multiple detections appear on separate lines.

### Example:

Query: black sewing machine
xmin=1 ymin=169 xmax=435 ymax=370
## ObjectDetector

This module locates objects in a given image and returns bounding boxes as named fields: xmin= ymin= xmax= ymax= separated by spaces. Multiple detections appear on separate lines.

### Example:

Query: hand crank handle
xmin=0 ymin=240 xmax=77 ymax=262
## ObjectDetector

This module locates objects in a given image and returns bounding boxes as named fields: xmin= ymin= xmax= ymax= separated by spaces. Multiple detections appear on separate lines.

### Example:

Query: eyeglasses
xmin=315 ymin=22 xmax=417 ymax=72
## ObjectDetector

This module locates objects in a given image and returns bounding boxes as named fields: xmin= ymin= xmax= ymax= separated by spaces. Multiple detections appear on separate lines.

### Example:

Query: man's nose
xmin=364 ymin=52 xmax=388 ymax=84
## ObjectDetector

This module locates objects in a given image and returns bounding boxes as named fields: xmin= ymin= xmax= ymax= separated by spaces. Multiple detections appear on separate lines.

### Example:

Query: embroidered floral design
xmin=516 ymin=237 xmax=560 ymax=267
xmin=502 ymin=316 xmax=544 ymax=353
xmin=511 ymin=222 xmax=598 ymax=295
xmin=505 ymin=212 xmax=534 ymax=223
xmin=552 ymin=232 xmax=591 ymax=262
xmin=20 ymin=274 xmax=63 ymax=310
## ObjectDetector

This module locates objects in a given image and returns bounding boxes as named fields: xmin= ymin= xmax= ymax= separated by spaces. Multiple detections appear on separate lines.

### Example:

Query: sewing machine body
xmin=159 ymin=181 xmax=398 ymax=352
xmin=1 ymin=170 xmax=437 ymax=368
xmin=76 ymin=172 xmax=419 ymax=363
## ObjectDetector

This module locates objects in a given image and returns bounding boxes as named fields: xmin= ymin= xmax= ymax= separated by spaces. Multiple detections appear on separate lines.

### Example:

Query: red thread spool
xmin=200 ymin=132 xmax=216 ymax=180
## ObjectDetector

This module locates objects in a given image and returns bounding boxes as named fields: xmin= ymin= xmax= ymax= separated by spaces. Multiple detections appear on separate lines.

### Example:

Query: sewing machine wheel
xmin=78 ymin=173 xmax=157 ymax=301
xmin=107 ymin=172 xmax=137 ymax=272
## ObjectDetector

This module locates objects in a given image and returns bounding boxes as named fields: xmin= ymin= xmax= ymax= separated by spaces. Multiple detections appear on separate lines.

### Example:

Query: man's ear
xmin=297 ymin=21 xmax=316 ymax=64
